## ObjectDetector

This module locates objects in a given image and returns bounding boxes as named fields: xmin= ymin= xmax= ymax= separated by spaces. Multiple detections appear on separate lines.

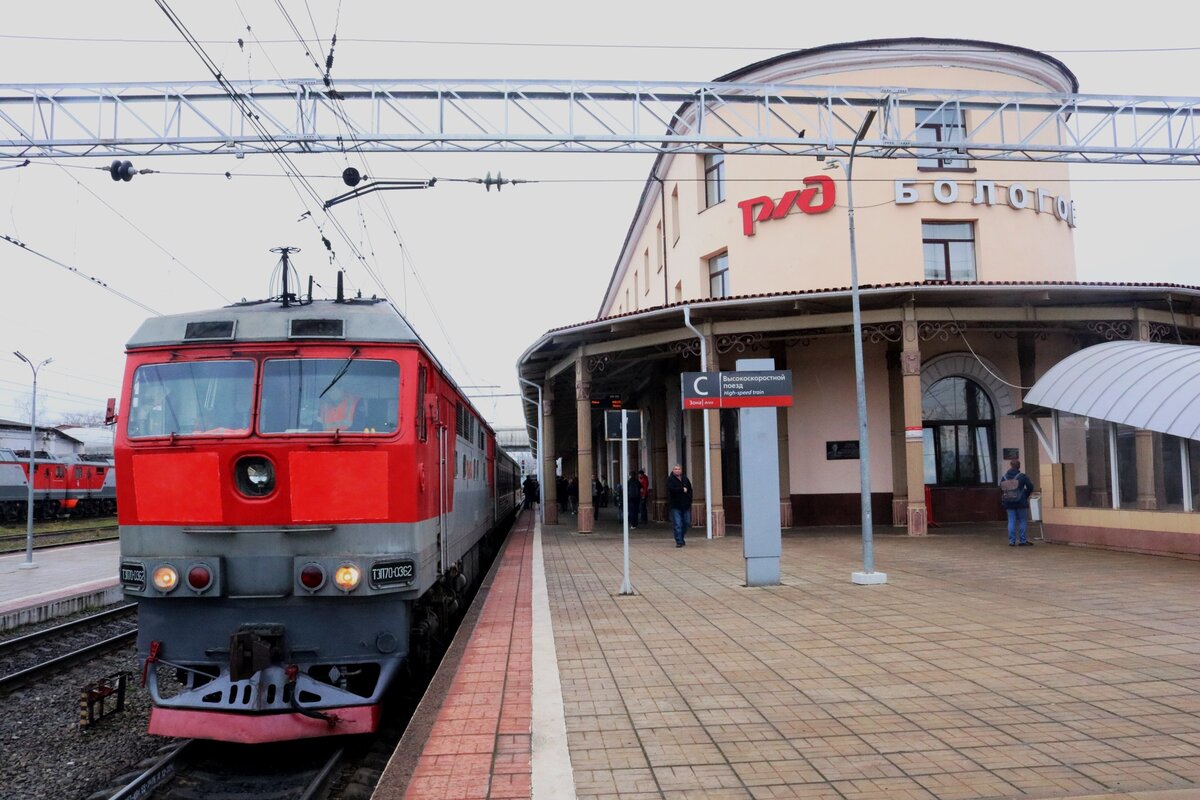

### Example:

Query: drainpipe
xmin=517 ymin=376 xmax=544 ymax=522
xmin=682 ymin=306 xmax=713 ymax=539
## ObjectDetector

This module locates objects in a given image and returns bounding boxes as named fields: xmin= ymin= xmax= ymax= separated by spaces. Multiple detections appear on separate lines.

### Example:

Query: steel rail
xmin=106 ymin=740 xmax=192 ymax=800
xmin=0 ymin=618 xmax=137 ymax=695
xmin=0 ymin=603 xmax=136 ymax=658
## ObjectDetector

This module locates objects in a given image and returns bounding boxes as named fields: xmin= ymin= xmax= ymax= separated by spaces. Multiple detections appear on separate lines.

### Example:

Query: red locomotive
xmin=0 ymin=448 xmax=116 ymax=522
xmin=116 ymin=291 xmax=519 ymax=742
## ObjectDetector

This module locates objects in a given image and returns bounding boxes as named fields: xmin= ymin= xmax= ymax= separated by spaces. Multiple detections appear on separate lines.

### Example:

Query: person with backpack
xmin=1000 ymin=459 xmax=1035 ymax=546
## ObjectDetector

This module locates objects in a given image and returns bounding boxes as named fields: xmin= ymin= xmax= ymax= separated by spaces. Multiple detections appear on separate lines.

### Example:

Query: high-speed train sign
xmin=681 ymin=370 xmax=793 ymax=409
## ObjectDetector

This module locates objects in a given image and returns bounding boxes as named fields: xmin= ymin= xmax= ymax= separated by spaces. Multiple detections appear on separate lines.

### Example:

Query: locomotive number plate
xmin=370 ymin=559 xmax=415 ymax=589
xmin=120 ymin=561 xmax=146 ymax=591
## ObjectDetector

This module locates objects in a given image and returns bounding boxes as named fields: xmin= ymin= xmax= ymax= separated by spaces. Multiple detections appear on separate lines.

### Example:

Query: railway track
xmin=0 ymin=604 xmax=138 ymax=694
xmin=106 ymin=740 xmax=344 ymax=800
xmin=0 ymin=522 xmax=119 ymax=545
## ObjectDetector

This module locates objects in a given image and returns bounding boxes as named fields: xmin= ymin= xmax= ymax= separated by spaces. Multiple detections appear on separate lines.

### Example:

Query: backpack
xmin=1000 ymin=477 xmax=1022 ymax=503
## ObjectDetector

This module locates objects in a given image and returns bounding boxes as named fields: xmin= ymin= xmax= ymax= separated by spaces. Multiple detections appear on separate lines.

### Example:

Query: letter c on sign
xmin=693 ymin=375 xmax=710 ymax=396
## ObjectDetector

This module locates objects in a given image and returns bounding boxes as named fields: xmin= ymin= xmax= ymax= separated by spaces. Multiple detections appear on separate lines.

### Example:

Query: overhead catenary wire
xmin=157 ymin=0 xmax=393 ymax=304
xmin=1 ymin=31 xmax=1198 ymax=56
xmin=1 ymin=233 xmax=162 ymax=316
xmin=256 ymin=1 xmax=478 ymax=388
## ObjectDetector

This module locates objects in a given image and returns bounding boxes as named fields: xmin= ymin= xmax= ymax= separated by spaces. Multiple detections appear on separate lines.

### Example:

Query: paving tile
xmin=530 ymin=520 xmax=1200 ymax=800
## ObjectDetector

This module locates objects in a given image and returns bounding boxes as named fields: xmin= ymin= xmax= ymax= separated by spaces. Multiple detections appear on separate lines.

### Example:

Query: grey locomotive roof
xmin=125 ymin=299 xmax=421 ymax=349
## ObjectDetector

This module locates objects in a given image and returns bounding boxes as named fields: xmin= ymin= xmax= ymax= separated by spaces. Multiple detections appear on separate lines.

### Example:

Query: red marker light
xmin=186 ymin=564 xmax=212 ymax=592
xmin=300 ymin=564 xmax=326 ymax=591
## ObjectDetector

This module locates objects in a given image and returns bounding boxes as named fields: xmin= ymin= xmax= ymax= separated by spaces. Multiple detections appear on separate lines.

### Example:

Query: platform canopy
xmin=1025 ymin=341 xmax=1200 ymax=441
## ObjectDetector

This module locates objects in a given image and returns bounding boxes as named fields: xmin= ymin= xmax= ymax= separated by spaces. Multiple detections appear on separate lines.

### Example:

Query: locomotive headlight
xmin=333 ymin=563 xmax=361 ymax=592
xmin=235 ymin=456 xmax=276 ymax=497
xmin=152 ymin=565 xmax=179 ymax=593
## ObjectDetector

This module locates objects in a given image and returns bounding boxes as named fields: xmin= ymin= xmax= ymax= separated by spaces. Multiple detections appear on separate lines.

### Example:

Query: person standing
xmin=1000 ymin=459 xmax=1035 ymax=546
xmin=637 ymin=469 xmax=650 ymax=524
xmin=522 ymin=475 xmax=538 ymax=510
xmin=666 ymin=463 xmax=693 ymax=547
xmin=625 ymin=472 xmax=641 ymax=529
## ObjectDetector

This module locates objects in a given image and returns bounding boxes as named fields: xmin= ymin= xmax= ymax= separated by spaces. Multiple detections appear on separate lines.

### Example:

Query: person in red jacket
xmin=637 ymin=469 xmax=650 ymax=524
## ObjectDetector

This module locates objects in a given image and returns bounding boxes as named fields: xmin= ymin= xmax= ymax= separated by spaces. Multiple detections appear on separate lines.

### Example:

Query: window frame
xmin=915 ymin=106 xmax=971 ymax=171
xmin=707 ymin=251 xmax=730 ymax=298
xmin=703 ymin=152 xmax=726 ymax=208
xmin=922 ymin=221 xmax=977 ymax=282
xmin=257 ymin=356 xmax=401 ymax=437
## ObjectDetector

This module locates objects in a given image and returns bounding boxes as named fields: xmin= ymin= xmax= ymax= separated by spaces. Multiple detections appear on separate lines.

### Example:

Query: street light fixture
xmin=13 ymin=351 xmax=52 ymax=570
xmin=823 ymin=109 xmax=888 ymax=586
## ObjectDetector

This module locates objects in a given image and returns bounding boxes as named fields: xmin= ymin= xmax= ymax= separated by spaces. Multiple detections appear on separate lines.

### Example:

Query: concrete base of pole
xmin=18 ymin=563 xmax=38 ymax=570
xmin=745 ymin=557 xmax=780 ymax=587
xmin=851 ymin=571 xmax=887 ymax=585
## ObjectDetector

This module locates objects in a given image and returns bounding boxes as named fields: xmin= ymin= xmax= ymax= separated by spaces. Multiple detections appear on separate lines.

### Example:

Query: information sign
xmin=681 ymin=370 xmax=793 ymax=409
xmin=604 ymin=409 xmax=642 ymax=441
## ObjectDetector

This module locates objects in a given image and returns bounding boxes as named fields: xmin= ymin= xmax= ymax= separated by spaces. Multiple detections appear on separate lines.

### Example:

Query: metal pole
xmin=682 ymin=307 xmax=713 ymax=539
xmin=14 ymin=351 xmax=50 ymax=570
xmin=831 ymin=110 xmax=886 ymax=585
xmin=619 ymin=410 xmax=633 ymax=595
xmin=518 ymin=377 xmax=545 ymax=523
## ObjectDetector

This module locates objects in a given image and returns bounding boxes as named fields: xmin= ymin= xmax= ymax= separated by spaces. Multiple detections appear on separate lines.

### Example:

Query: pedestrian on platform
xmin=1000 ymin=459 xmax=1035 ymax=547
xmin=567 ymin=476 xmax=579 ymax=514
xmin=522 ymin=475 xmax=537 ymax=510
xmin=666 ymin=463 xmax=692 ymax=547
xmin=556 ymin=475 xmax=568 ymax=514
xmin=638 ymin=469 xmax=650 ymax=524
xmin=625 ymin=472 xmax=641 ymax=529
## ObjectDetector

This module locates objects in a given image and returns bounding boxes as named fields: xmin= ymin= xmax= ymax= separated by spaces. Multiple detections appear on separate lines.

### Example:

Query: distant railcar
xmin=0 ymin=448 xmax=116 ymax=522
xmin=115 ymin=296 xmax=519 ymax=743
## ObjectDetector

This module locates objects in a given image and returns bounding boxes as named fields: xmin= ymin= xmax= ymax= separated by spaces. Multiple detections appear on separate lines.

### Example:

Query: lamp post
xmin=824 ymin=109 xmax=887 ymax=586
xmin=13 ymin=351 xmax=52 ymax=570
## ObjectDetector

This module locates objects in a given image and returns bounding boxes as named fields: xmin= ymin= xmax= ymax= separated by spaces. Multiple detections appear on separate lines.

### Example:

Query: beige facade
xmin=602 ymin=41 xmax=1079 ymax=316
xmin=518 ymin=39 xmax=1200 ymax=554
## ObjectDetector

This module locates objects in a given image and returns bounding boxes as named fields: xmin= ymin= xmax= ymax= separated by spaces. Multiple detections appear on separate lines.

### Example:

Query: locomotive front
xmin=116 ymin=299 xmax=439 ymax=742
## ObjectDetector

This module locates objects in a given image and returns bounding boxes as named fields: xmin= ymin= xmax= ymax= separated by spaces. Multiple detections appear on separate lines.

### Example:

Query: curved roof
xmin=1024 ymin=341 xmax=1200 ymax=441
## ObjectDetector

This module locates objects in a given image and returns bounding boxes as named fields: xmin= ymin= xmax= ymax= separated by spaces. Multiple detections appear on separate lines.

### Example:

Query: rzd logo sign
xmin=737 ymin=175 xmax=835 ymax=236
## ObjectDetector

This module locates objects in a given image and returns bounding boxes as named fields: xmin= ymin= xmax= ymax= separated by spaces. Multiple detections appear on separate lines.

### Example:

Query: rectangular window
xmin=260 ymin=358 xmax=399 ymax=434
xmin=708 ymin=252 xmax=730 ymax=298
xmin=922 ymin=222 xmax=976 ymax=281
xmin=1115 ymin=423 xmax=1138 ymax=509
xmin=655 ymin=222 xmax=663 ymax=276
xmin=129 ymin=360 xmax=256 ymax=438
xmin=670 ymin=185 xmax=680 ymax=245
xmin=416 ymin=364 xmax=428 ymax=442
xmin=633 ymin=271 xmax=639 ymax=309
xmin=703 ymin=153 xmax=725 ymax=208
xmin=915 ymin=106 xmax=969 ymax=169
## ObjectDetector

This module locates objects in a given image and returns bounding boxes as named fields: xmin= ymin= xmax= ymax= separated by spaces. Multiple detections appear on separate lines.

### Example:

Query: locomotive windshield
xmin=259 ymin=358 xmax=400 ymax=434
xmin=128 ymin=361 xmax=255 ymax=438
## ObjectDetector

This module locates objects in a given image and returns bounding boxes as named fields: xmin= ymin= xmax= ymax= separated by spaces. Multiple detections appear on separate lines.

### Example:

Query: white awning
xmin=1025 ymin=341 xmax=1200 ymax=441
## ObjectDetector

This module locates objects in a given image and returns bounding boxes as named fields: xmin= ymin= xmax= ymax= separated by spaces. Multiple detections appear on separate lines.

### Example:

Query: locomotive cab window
xmin=128 ymin=361 xmax=255 ymax=438
xmin=260 ymin=358 xmax=400 ymax=434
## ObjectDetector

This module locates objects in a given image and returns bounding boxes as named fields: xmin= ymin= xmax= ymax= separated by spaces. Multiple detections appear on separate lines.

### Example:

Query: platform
xmin=0 ymin=540 xmax=122 ymax=631
xmin=379 ymin=510 xmax=1200 ymax=800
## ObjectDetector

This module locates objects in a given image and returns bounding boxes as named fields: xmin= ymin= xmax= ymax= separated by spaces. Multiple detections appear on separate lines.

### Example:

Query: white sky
xmin=1 ymin=1 xmax=1198 ymax=430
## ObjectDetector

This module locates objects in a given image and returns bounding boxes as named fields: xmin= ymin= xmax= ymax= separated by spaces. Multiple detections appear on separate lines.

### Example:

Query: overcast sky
xmin=1 ymin=1 xmax=1198 ymax=430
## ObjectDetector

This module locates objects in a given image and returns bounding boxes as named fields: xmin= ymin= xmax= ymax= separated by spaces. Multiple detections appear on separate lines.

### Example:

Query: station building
xmin=516 ymin=38 xmax=1200 ymax=557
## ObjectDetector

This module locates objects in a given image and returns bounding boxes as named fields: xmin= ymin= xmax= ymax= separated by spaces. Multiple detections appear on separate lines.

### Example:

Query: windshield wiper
xmin=318 ymin=348 xmax=359 ymax=399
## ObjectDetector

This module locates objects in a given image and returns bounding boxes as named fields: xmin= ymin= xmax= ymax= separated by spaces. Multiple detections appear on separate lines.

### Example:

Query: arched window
xmin=922 ymin=376 xmax=996 ymax=486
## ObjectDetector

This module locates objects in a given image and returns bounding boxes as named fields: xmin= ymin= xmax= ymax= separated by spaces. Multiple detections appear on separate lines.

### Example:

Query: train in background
xmin=115 ymin=291 xmax=520 ymax=744
xmin=0 ymin=448 xmax=116 ymax=522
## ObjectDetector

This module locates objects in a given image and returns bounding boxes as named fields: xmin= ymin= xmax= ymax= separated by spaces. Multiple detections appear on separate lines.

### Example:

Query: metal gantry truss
xmin=1 ymin=78 xmax=1200 ymax=164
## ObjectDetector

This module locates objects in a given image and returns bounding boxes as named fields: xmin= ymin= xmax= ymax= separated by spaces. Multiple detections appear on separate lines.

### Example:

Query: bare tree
xmin=56 ymin=409 xmax=108 ymax=427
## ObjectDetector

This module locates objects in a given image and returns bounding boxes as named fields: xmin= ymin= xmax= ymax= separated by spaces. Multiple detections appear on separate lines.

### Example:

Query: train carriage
xmin=115 ymin=296 xmax=519 ymax=743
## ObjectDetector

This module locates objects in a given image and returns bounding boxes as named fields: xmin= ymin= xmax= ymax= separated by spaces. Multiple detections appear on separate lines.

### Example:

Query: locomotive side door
xmin=435 ymin=393 xmax=452 ymax=576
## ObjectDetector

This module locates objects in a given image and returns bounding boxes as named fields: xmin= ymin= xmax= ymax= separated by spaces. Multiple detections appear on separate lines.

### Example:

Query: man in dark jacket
xmin=666 ymin=463 xmax=693 ymax=547
xmin=1000 ymin=459 xmax=1035 ymax=546
xmin=625 ymin=472 xmax=640 ymax=529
